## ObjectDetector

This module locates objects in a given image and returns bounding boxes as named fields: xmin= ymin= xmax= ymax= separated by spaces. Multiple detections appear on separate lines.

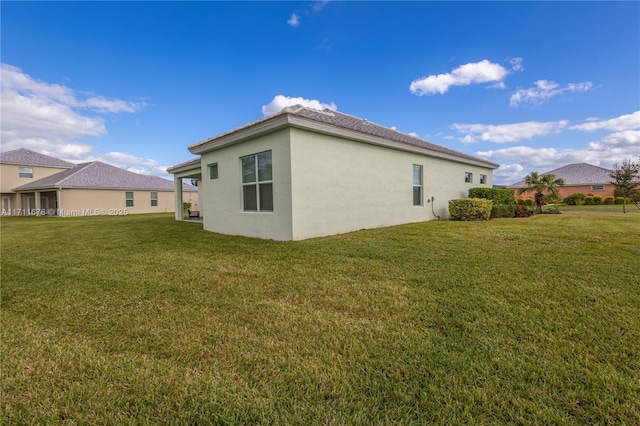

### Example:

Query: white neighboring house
xmin=169 ymin=105 xmax=499 ymax=240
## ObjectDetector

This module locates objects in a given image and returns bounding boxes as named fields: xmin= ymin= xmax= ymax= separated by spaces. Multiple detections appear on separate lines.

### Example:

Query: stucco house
xmin=508 ymin=163 xmax=616 ymax=200
xmin=1 ymin=148 xmax=198 ymax=216
xmin=169 ymin=105 xmax=498 ymax=240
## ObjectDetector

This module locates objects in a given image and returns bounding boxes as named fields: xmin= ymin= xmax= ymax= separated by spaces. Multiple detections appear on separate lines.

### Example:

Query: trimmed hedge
xmin=603 ymin=196 xmax=615 ymax=205
xmin=449 ymin=198 xmax=492 ymax=221
xmin=517 ymin=198 xmax=534 ymax=206
xmin=468 ymin=187 xmax=516 ymax=205
xmin=491 ymin=204 xmax=516 ymax=218
xmin=564 ymin=193 xmax=586 ymax=205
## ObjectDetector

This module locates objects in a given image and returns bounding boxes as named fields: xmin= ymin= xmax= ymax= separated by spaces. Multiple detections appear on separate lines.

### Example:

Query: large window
xmin=241 ymin=151 xmax=273 ymax=212
xmin=413 ymin=165 xmax=423 ymax=206
xmin=126 ymin=192 xmax=134 ymax=207
xmin=19 ymin=167 xmax=33 ymax=178
xmin=150 ymin=192 xmax=158 ymax=207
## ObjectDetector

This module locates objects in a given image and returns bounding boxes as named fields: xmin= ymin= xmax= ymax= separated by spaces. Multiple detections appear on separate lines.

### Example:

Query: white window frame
xmin=241 ymin=151 xmax=273 ymax=212
xmin=208 ymin=163 xmax=219 ymax=180
xmin=591 ymin=185 xmax=605 ymax=191
xmin=480 ymin=174 xmax=487 ymax=185
xmin=465 ymin=172 xmax=473 ymax=183
xmin=125 ymin=192 xmax=134 ymax=207
xmin=19 ymin=167 xmax=33 ymax=178
xmin=150 ymin=192 xmax=158 ymax=207
xmin=413 ymin=164 xmax=423 ymax=206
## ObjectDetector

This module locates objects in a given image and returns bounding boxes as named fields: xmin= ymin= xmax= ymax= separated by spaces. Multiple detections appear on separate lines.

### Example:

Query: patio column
xmin=174 ymin=177 xmax=184 ymax=220
xmin=34 ymin=190 xmax=41 ymax=215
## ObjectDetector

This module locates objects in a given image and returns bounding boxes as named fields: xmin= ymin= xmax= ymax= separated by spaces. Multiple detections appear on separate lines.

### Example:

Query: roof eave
xmin=189 ymin=112 xmax=498 ymax=169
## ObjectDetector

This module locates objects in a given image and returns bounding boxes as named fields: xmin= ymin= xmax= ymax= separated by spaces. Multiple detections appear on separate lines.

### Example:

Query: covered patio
xmin=168 ymin=158 xmax=202 ymax=221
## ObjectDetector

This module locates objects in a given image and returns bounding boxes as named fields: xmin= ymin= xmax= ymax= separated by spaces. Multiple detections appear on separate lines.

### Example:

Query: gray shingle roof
xmin=290 ymin=106 xmax=498 ymax=166
xmin=14 ymin=161 xmax=197 ymax=192
xmin=508 ymin=163 xmax=612 ymax=188
xmin=0 ymin=148 xmax=75 ymax=168
xmin=189 ymin=105 xmax=499 ymax=168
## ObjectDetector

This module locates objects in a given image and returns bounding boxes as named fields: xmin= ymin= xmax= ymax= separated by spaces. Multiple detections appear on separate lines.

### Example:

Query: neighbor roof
xmin=13 ymin=161 xmax=197 ymax=192
xmin=508 ymin=163 xmax=612 ymax=188
xmin=0 ymin=148 xmax=75 ymax=168
xmin=187 ymin=105 xmax=499 ymax=169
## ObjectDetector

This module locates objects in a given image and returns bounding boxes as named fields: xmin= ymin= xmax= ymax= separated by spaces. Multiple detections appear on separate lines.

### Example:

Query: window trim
xmin=480 ymin=174 xmax=487 ymax=185
xmin=150 ymin=192 xmax=158 ymax=207
xmin=591 ymin=185 xmax=605 ymax=191
xmin=465 ymin=172 xmax=473 ymax=184
xmin=19 ymin=167 xmax=33 ymax=178
xmin=241 ymin=151 xmax=273 ymax=212
xmin=413 ymin=164 xmax=423 ymax=206
xmin=125 ymin=191 xmax=134 ymax=208
xmin=208 ymin=163 xmax=219 ymax=180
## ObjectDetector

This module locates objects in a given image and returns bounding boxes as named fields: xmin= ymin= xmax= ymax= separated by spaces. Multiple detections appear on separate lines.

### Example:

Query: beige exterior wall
xmin=198 ymin=128 xmax=293 ymax=240
xmin=0 ymin=164 xmax=69 ymax=193
xmin=1 ymin=164 xmax=70 ymax=214
xmin=288 ymin=128 xmax=493 ymax=240
xmin=57 ymin=189 xmax=180 ymax=215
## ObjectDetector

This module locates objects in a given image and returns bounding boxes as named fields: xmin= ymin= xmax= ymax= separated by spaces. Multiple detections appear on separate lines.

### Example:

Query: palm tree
xmin=517 ymin=172 xmax=565 ymax=214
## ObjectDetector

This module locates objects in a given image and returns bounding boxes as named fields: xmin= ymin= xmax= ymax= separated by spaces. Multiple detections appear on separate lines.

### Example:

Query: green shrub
xmin=517 ymin=198 xmax=534 ymax=206
xmin=490 ymin=204 xmax=515 ymax=219
xmin=542 ymin=206 xmax=562 ymax=214
xmin=514 ymin=204 xmax=532 ymax=217
xmin=543 ymin=194 xmax=562 ymax=204
xmin=449 ymin=198 xmax=492 ymax=221
xmin=563 ymin=193 xmax=586 ymax=205
xmin=615 ymin=197 xmax=625 ymax=205
xmin=592 ymin=195 xmax=603 ymax=205
xmin=583 ymin=196 xmax=594 ymax=205
xmin=603 ymin=196 xmax=615 ymax=205
xmin=468 ymin=188 xmax=516 ymax=205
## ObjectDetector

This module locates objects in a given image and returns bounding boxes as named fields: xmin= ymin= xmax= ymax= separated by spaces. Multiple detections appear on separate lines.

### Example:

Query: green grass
xmin=551 ymin=203 xmax=640 ymax=212
xmin=2 ymin=213 xmax=639 ymax=424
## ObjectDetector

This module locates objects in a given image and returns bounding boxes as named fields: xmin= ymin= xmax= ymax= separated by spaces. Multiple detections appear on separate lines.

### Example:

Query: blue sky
xmin=2 ymin=1 xmax=638 ymax=185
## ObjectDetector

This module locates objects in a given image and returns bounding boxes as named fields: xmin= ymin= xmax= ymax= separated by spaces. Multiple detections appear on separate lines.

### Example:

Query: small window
xmin=208 ymin=163 xmax=218 ymax=180
xmin=465 ymin=172 xmax=473 ymax=183
xmin=591 ymin=185 xmax=604 ymax=191
xmin=150 ymin=192 xmax=158 ymax=207
xmin=413 ymin=165 xmax=423 ymax=206
xmin=19 ymin=167 xmax=33 ymax=178
xmin=241 ymin=151 xmax=273 ymax=212
xmin=126 ymin=192 xmax=134 ymax=207
xmin=480 ymin=174 xmax=487 ymax=185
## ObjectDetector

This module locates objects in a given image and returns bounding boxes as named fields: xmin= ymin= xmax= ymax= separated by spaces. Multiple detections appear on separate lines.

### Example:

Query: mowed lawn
xmin=1 ymin=213 xmax=639 ymax=424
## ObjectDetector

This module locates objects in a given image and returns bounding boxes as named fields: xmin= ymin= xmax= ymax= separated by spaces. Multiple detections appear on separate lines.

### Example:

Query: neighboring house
xmin=1 ymin=148 xmax=198 ymax=216
xmin=169 ymin=105 xmax=499 ymax=240
xmin=508 ymin=163 xmax=616 ymax=200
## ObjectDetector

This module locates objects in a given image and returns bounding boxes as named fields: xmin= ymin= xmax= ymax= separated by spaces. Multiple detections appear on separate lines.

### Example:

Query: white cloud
xmin=476 ymin=130 xmax=640 ymax=185
xmin=287 ymin=13 xmax=300 ymax=27
xmin=262 ymin=94 xmax=337 ymax=116
xmin=0 ymin=63 xmax=146 ymax=158
xmin=410 ymin=60 xmax=510 ymax=95
xmin=509 ymin=57 xmax=524 ymax=72
xmin=0 ymin=63 xmax=167 ymax=177
xmin=510 ymin=79 xmax=593 ymax=107
xmin=569 ymin=110 xmax=640 ymax=132
xmin=453 ymin=120 xmax=568 ymax=144
xmin=87 ymin=151 xmax=171 ymax=177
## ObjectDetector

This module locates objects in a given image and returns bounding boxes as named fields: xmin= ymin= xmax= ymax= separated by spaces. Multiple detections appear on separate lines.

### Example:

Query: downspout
xmin=430 ymin=196 xmax=442 ymax=220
